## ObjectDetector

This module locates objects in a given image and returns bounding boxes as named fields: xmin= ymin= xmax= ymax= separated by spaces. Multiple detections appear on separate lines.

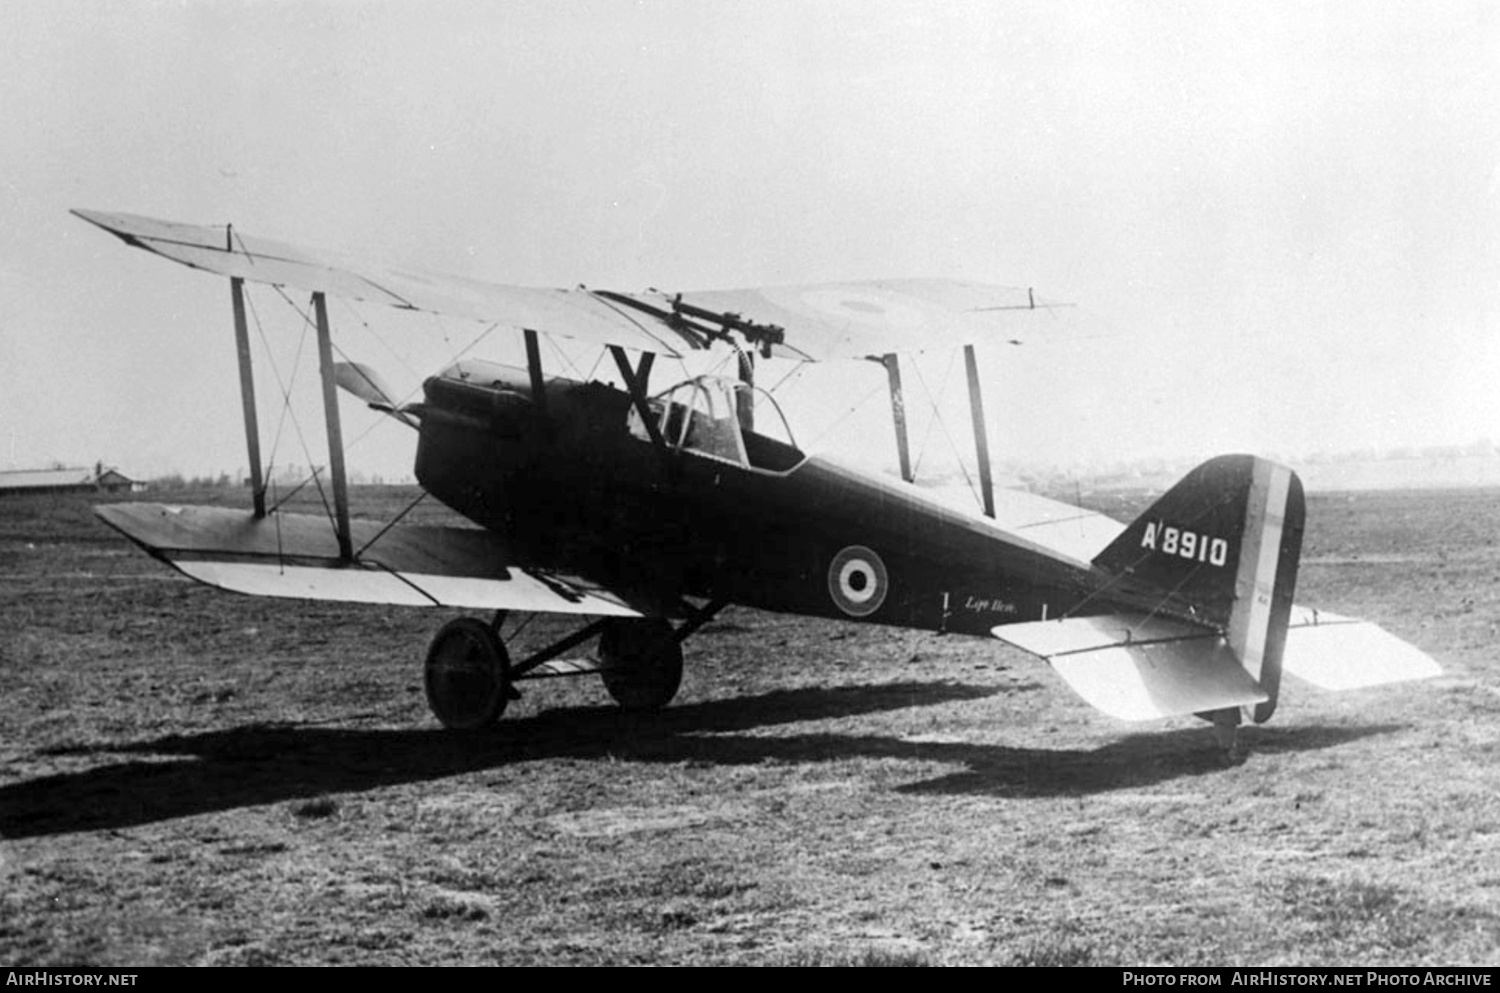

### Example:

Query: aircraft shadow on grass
xmin=0 ymin=681 xmax=1401 ymax=839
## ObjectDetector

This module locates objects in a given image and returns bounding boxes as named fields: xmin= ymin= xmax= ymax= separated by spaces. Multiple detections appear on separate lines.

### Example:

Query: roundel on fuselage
xmin=827 ymin=545 xmax=889 ymax=618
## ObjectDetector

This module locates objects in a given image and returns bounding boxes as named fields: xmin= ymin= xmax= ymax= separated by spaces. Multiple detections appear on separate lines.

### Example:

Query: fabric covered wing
xmin=631 ymin=281 xmax=1077 ymax=361
xmin=95 ymin=503 xmax=649 ymax=617
xmin=71 ymin=209 xmax=693 ymax=358
xmin=991 ymin=613 xmax=1267 ymax=720
xmin=74 ymin=210 xmax=1078 ymax=363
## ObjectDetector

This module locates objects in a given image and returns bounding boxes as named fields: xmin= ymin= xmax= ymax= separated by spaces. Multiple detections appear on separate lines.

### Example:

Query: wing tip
xmin=70 ymin=207 xmax=110 ymax=229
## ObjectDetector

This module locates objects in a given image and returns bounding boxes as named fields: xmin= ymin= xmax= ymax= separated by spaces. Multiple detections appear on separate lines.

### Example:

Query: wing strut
xmin=523 ymin=329 xmax=551 ymax=434
xmin=877 ymin=353 xmax=915 ymax=483
xmin=964 ymin=344 xmax=996 ymax=519
xmin=229 ymin=275 xmax=267 ymax=518
xmin=312 ymin=291 xmax=353 ymax=560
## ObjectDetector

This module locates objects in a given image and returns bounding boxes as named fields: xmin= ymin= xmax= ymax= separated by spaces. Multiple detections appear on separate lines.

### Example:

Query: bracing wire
xmin=247 ymin=286 xmax=456 ymax=544
xmin=265 ymin=286 xmax=337 ymax=522
xmin=543 ymin=332 xmax=585 ymax=381
xmin=354 ymin=488 xmax=430 ymax=558
xmin=328 ymin=339 xmax=407 ymax=455
xmin=909 ymin=352 xmax=980 ymax=509
xmin=262 ymin=300 xmax=506 ymax=498
xmin=337 ymin=296 xmax=421 ymax=383
xmin=802 ymin=380 xmax=889 ymax=451
xmin=584 ymin=347 xmax=606 ymax=383
xmin=344 ymin=313 xmax=505 ymax=424
xmin=244 ymin=286 xmax=333 ymax=524
xmin=705 ymin=348 xmax=737 ymax=379
xmin=445 ymin=322 xmax=501 ymax=367
xmin=504 ymin=611 xmax=539 ymax=646
xmin=1059 ymin=488 xmax=1240 ymax=626
xmin=763 ymin=360 xmax=805 ymax=396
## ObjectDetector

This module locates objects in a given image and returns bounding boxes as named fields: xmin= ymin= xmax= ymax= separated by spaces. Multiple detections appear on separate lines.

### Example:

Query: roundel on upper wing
xmin=790 ymin=288 xmax=928 ymax=331
xmin=827 ymin=545 xmax=889 ymax=618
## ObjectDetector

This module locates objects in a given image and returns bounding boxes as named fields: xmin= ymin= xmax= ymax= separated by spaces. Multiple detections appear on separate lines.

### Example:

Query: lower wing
xmin=96 ymin=503 xmax=651 ymax=617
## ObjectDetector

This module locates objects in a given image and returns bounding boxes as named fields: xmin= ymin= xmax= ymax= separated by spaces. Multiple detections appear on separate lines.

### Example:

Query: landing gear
xmin=599 ymin=618 xmax=683 ymax=711
xmin=419 ymin=602 xmax=723 ymax=726
xmin=424 ymin=617 xmax=511 ymax=730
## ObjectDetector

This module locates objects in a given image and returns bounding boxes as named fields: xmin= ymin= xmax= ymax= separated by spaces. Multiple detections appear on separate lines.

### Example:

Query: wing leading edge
xmin=95 ymin=503 xmax=649 ymax=617
xmin=72 ymin=209 xmax=1076 ymax=362
xmin=71 ymin=209 xmax=695 ymax=359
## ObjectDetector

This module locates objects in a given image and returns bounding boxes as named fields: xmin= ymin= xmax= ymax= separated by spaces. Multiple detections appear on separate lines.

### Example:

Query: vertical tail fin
xmin=1092 ymin=455 xmax=1306 ymax=723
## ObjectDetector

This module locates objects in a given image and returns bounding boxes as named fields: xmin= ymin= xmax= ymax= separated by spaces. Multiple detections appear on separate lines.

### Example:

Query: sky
xmin=1 ymin=0 xmax=1496 ymax=483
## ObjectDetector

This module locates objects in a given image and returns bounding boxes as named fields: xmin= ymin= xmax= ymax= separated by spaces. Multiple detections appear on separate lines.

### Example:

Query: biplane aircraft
xmin=74 ymin=209 xmax=1440 ymax=754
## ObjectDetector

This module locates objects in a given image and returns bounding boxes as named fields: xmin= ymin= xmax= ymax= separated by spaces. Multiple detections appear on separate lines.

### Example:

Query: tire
xmin=599 ymin=618 xmax=683 ymax=711
xmin=424 ymin=617 xmax=510 ymax=730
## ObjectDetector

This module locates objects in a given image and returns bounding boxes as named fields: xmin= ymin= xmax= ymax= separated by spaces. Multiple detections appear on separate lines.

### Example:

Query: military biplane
xmin=74 ymin=209 xmax=1440 ymax=753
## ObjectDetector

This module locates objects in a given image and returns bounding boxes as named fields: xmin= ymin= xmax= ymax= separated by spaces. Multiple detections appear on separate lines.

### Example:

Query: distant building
xmin=0 ymin=464 xmax=142 ymax=496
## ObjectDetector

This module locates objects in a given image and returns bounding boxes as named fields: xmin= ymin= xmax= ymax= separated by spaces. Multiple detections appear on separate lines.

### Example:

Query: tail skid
xmin=994 ymin=455 xmax=1438 ymax=727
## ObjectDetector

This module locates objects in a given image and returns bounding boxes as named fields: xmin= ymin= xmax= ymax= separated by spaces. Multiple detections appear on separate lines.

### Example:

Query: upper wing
xmin=619 ymin=282 xmax=1074 ymax=362
xmin=71 ymin=209 xmax=697 ymax=358
xmin=73 ymin=209 xmax=1071 ymax=362
xmin=95 ymin=502 xmax=654 ymax=617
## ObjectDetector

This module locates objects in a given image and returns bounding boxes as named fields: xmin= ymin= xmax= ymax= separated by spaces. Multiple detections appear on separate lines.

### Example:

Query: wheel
xmin=424 ymin=617 xmax=510 ymax=730
xmin=599 ymin=618 xmax=683 ymax=711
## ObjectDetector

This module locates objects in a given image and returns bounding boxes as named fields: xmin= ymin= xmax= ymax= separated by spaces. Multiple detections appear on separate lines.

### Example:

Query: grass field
xmin=1 ymin=484 xmax=1497 ymax=965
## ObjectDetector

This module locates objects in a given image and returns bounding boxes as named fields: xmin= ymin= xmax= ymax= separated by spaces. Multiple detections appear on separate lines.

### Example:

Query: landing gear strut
xmin=424 ymin=617 xmax=512 ymax=730
xmin=419 ymin=600 xmax=726 ymax=727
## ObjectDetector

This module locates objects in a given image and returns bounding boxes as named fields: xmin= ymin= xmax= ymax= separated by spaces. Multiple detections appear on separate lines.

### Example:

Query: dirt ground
xmin=2 ymin=485 xmax=1498 ymax=965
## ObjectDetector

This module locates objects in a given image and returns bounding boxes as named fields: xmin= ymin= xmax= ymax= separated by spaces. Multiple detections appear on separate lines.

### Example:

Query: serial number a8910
xmin=1140 ymin=521 xmax=1229 ymax=567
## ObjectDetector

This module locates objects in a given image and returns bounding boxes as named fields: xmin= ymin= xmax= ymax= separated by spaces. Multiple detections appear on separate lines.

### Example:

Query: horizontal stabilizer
xmin=95 ymin=503 xmax=648 ymax=617
xmin=993 ymin=614 xmax=1267 ymax=721
xmin=1282 ymin=608 xmax=1442 ymax=690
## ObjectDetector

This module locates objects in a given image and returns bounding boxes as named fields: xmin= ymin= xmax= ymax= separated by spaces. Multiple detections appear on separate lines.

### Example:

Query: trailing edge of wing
xmin=633 ymin=281 xmax=1077 ymax=362
xmin=992 ymin=613 xmax=1267 ymax=721
xmin=73 ymin=209 xmax=1082 ymax=363
xmin=95 ymin=502 xmax=649 ymax=617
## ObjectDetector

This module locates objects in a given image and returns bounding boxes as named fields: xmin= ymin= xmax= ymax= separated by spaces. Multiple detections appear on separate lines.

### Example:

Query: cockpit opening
xmin=627 ymin=376 xmax=806 ymax=473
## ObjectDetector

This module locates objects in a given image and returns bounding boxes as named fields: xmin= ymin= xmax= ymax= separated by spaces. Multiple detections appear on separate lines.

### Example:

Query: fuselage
xmin=411 ymin=361 xmax=1119 ymax=636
